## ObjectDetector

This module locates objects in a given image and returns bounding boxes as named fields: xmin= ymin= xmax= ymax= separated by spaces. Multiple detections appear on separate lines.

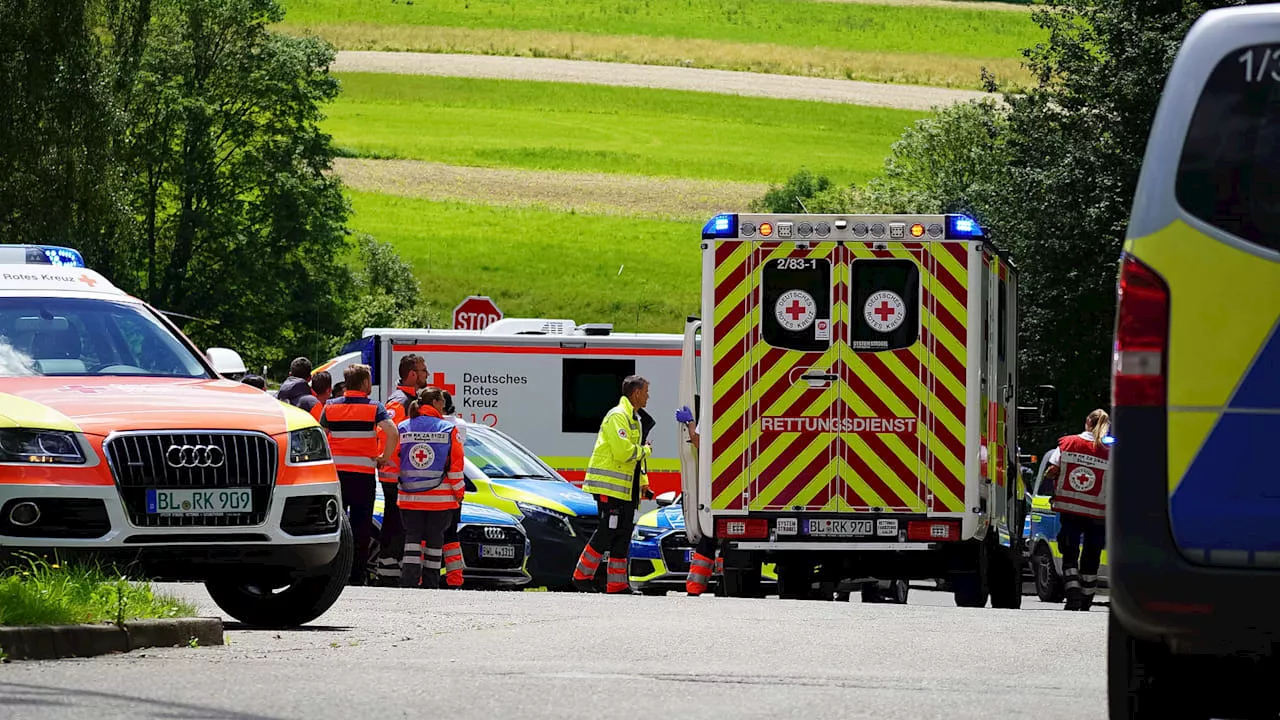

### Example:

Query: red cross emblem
xmin=412 ymin=447 xmax=431 ymax=465
xmin=77 ymin=274 xmax=97 ymax=288
xmin=785 ymin=300 xmax=808 ymax=321
xmin=431 ymin=372 xmax=456 ymax=395
xmin=873 ymin=301 xmax=896 ymax=322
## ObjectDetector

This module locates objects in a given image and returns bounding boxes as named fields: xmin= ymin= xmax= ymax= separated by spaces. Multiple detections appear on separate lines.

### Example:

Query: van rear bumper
xmin=1110 ymin=405 xmax=1280 ymax=653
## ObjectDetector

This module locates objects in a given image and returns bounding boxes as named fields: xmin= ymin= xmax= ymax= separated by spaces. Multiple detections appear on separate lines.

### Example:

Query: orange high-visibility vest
xmin=322 ymin=393 xmax=381 ymax=475
xmin=379 ymin=385 xmax=415 ymax=483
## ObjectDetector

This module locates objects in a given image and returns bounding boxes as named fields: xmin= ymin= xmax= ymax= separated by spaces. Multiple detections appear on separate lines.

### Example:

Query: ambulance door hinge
xmin=700 ymin=242 xmax=709 ymax=250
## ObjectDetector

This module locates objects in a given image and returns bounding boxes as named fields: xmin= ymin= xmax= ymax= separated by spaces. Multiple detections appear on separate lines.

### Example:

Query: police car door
xmin=746 ymin=222 xmax=841 ymax=512
xmin=840 ymin=233 xmax=930 ymax=513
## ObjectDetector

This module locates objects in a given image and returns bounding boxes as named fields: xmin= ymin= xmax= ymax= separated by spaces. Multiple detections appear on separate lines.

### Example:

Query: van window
xmin=851 ymin=259 xmax=919 ymax=352
xmin=760 ymin=256 xmax=832 ymax=352
xmin=998 ymin=278 xmax=1008 ymax=363
xmin=562 ymin=358 xmax=635 ymax=433
xmin=1176 ymin=43 xmax=1280 ymax=253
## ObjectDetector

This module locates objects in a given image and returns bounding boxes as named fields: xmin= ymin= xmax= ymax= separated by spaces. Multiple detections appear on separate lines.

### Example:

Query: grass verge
xmin=347 ymin=191 xmax=700 ymax=333
xmin=327 ymin=73 xmax=925 ymax=184
xmin=283 ymin=24 xmax=1036 ymax=89
xmin=0 ymin=554 xmax=197 ymax=627
xmin=283 ymin=0 xmax=1045 ymax=61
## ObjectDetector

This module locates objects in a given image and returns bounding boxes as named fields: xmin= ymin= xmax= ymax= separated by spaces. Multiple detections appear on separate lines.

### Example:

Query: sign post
xmin=453 ymin=296 xmax=503 ymax=330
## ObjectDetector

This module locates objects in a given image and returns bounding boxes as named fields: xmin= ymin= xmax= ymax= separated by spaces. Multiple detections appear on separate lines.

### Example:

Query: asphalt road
xmin=0 ymin=586 xmax=1107 ymax=720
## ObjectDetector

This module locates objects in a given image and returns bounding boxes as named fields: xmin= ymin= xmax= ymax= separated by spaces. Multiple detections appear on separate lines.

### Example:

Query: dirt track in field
xmin=331 ymin=51 xmax=996 ymax=111
xmin=334 ymin=157 xmax=770 ymax=219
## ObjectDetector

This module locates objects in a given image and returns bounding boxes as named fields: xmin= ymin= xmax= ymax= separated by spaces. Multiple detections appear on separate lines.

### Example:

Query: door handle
xmin=800 ymin=372 xmax=838 ymax=382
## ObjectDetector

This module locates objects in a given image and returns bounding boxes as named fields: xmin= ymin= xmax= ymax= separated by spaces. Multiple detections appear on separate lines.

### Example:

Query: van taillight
xmin=1112 ymin=253 xmax=1170 ymax=407
xmin=716 ymin=518 xmax=768 ymax=539
xmin=907 ymin=520 xmax=958 ymax=542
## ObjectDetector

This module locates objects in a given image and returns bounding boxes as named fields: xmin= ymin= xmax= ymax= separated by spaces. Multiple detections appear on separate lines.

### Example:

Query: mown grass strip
xmin=286 ymin=24 xmax=1034 ymax=89
xmin=347 ymin=191 xmax=701 ymax=333
xmin=327 ymin=73 xmax=925 ymax=184
xmin=284 ymin=0 xmax=1045 ymax=61
xmin=0 ymin=555 xmax=197 ymax=627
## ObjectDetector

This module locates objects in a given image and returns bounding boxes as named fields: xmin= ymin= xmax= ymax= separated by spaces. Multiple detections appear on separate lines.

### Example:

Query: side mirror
xmin=654 ymin=491 xmax=678 ymax=508
xmin=1017 ymin=384 xmax=1061 ymax=427
xmin=206 ymin=347 xmax=247 ymax=377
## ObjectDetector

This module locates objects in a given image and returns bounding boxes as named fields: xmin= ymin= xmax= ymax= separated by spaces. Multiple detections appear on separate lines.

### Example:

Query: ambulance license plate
xmin=480 ymin=544 xmax=515 ymax=559
xmin=146 ymin=488 xmax=252 ymax=515
xmin=806 ymin=519 xmax=873 ymax=537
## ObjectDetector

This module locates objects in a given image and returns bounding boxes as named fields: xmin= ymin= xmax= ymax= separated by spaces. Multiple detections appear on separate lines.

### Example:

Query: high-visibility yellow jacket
xmin=583 ymin=396 xmax=650 ymax=501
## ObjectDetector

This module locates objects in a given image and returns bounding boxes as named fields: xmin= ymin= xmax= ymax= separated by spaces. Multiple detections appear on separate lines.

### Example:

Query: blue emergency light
xmin=1102 ymin=434 xmax=1116 ymax=446
xmin=0 ymin=244 xmax=86 ymax=267
xmin=944 ymin=214 xmax=984 ymax=239
xmin=702 ymin=213 xmax=738 ymax=239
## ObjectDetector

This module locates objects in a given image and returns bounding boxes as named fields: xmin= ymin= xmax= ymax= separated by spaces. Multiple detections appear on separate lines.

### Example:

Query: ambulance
xmin=317 ymin=319 xmax=685 ymax=496
xmin=678 ymin=213 xmax=1058 ymax=607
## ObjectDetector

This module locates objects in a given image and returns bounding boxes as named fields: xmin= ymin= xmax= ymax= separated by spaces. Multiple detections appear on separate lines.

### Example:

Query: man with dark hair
xmin=570 ymin=375 xmax=652 ymax=594
xmin=374 ymin=353 xmax=432 ymax=586
xmin=298 ymin=370 xmax=332 ymax=422
xmin=240 ymin=374 xmax=266 ymax=390
xmin=276 ymin=356 xmax=314 ymax=407
xmin=320 ymin=363 xmax=399 ymax=585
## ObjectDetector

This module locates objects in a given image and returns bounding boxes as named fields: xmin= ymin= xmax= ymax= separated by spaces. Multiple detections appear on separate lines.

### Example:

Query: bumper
xmin=523 ymin=520 xmax=590 ymax=588
xmin=1110 ymin=405 xmax=1280 ymax=651
xmin=0 ymin=481 xmax=344 ymax=579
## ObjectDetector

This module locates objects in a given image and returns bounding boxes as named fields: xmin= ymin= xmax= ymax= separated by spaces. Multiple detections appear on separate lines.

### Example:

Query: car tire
xmin=951 ymin=539 xmax=989 ymax=608
xmin=988 ymin=542 xmax=1023 ymax=610
xmin=205 ymin=515 xmax=353 ymax=629
xmin=1033 ymin=544 xmax=1064 ymax=603
xmin=886 ymin=579 xmax=909 ymax=604
xmin=860 ymin=584 xmax=883 ymax=604
xmin=640 ymin=587 xmax=667 ymax=596
xmin=1108 ymin=612 xmax=1204 ymax=719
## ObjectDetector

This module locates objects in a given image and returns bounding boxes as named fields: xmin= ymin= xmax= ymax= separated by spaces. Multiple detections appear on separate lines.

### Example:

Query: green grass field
xmin=285 ymin=0 xmax=1043 ymax=60
xmin=327 ymin=73 xmax=927 ymax=184
xmin=348 ymin=191 xmax=699 ymax=333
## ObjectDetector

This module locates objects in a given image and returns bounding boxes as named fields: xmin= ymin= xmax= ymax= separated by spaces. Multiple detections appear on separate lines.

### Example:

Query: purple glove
xmin=675 ymin=406 xmax=694 ymax=424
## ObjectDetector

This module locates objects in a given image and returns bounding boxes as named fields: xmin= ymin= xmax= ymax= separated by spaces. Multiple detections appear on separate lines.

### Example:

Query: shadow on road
xmin=0 ymin=682 xmax=286 ymax=719
xmin=221 ymin=622 xmax=353 ymax=633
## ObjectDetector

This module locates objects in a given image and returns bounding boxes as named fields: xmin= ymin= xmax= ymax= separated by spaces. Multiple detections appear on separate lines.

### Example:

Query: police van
xmin=1108 ymin=6 xmax=1280 ymax=718
xmin=318 ymin=320 xmax=685 ymax=497
xmin=678 ymin=213 xmax=1058 ymax=606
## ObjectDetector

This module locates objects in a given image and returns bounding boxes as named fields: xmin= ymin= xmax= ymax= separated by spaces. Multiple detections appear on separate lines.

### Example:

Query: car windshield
xmin=0 ymin=297 xmax=209 ymax=378
xmin=463 ymin=426 xmax=558 ymax=481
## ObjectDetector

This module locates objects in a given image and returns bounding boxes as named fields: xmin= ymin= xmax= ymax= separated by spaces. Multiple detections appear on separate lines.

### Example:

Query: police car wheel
xmin=1107 ymin=613 xmax=1200 ymax=719
xmin=205 ymin=514 xmax=354 ymax=629
xmin=1033 ymin=545 xmax=1064 ymax=603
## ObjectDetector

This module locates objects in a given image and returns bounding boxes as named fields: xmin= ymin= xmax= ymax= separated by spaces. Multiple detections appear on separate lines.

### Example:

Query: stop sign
xmin=453 ymin=295 xmax=503 ymax=330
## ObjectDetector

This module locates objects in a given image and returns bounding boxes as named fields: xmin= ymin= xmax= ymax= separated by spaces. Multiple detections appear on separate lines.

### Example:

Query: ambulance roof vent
xmin=579 ymin=323 xmax=613 ymax=336
xmin=481 ymin=318 xmax=577 ymax=335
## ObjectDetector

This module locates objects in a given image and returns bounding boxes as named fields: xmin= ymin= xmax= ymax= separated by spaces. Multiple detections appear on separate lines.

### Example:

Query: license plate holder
xmin=145 ymin=488 xmax=252 ymax=515
xmin=805 ymin=519 xmax=873 ymax=537
xmin=480 ymin=544 xmax=515 ymax=559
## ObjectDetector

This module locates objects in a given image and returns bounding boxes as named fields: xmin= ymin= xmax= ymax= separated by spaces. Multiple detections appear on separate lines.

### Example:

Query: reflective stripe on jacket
xmin=1051 ymin=432 xmax=1109 ymax=519
xmin=583 ymin=396 xmax=650 ymax=501
xmin=321 ymin=392 xmax=381 ymax=475
xmin=379 ymin=385 xmax=415 ymax=482
xmin=397 ymin=407 xmax=465 ymax=512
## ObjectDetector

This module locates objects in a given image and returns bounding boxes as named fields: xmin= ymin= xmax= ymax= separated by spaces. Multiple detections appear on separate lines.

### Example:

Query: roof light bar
xmin=702 ymin=213 xmax=738 ymax=239
xmin=0 ymin=244 xmax=86 ymax=267
xmin=944 ymin=215 xmax=984 ymax=239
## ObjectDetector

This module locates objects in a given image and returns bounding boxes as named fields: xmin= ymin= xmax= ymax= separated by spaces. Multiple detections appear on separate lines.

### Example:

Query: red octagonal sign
xmin=453 ymin=295 xmax=503 ymax=330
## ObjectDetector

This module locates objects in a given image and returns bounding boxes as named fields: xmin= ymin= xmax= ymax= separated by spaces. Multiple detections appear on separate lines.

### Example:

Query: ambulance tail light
xmin=716 ymin=518 xmax=769 ymax=539
xmin=1112 ymin=253 xmax=1169 ymax=408
xmin=907 ymin=520 xmax=959 ymax=542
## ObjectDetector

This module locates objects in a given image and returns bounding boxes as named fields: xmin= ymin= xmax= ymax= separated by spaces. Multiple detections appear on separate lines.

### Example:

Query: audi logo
xmin=165 ymin=444 xmax=226 ymax=468
xmin=484 ymin=527 xmax=506 ymax=541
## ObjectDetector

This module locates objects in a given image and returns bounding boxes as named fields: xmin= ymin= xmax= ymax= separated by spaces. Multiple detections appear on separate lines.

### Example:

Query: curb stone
xmin=0 ymin=617 xmax=224 ymax=661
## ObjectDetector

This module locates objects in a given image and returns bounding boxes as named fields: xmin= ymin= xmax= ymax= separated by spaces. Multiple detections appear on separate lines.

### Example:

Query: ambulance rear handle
xmin=800 ymin=372 xmax=839 ymax=382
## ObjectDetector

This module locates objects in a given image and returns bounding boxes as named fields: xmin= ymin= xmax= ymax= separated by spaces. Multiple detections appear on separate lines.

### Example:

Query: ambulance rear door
xmin=745 ymin=225 xmax=842 ymax=513
xmin=840 ymin=235 xmax=930 ymax=513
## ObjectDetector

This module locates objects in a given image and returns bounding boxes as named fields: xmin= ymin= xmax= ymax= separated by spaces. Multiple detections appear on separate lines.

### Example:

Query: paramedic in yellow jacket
xmin=571 ymin=375 xmax=652 ymax=594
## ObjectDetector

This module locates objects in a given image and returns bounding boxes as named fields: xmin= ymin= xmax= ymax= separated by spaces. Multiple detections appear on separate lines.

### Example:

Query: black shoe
xmin=572 ymin=577 xmax=599 ymax=593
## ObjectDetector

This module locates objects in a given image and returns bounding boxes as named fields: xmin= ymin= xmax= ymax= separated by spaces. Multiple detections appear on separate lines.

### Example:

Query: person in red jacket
xmin=374 ymin=353 xmax=430 ymax=586
xmin=1044 ymin=408 xmax=1112 ymax=611
xmin=395 ymin=386 xmax=466 ymax=589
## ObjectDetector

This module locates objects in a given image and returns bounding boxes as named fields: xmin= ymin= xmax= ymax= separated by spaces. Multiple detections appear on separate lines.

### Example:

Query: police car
xmin=369 ymin=487 xmax=532 ymax=588
xmin=0 ymin=246 xmax=351 ymax=627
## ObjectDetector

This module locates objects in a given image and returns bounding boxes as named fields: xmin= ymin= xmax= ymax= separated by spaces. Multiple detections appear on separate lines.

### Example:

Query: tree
xmin=342 ymin=233 xmax=442 ymax=337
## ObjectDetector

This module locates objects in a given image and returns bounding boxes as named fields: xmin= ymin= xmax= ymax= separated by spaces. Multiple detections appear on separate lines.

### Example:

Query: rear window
xmin=761 ymin=256 xmax=832 ymax=353
xmin=1176 ymin=43 xmax=1280 ymax=253
xmin=851 ymin=259 xmax=919 ymax=352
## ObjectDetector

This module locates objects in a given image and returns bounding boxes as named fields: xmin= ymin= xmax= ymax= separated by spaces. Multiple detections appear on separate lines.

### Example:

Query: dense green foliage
xmin=759 ymin=0 xmax=1253 ymax=447
xmin=0 ymin=553 xmax=196 ymax=627
xmin=0 ymin=0 xmax=369 ymax=373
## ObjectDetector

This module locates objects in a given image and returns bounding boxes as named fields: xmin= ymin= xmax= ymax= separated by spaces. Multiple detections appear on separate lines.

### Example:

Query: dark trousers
xmin=586 ymin=495 xmax=637 ymax=559
xmin=401 ymin=509 xmax=454 ymax=589
xmin=376 ymin=481 xmax=404 ymax=584
xmin=338 ymin=471 xmax=377 ymax=585
xmin=695 ymin=533 xmax=717 ymax=558
xmin=1058 ymin=512 xmax=1106 ymax=602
